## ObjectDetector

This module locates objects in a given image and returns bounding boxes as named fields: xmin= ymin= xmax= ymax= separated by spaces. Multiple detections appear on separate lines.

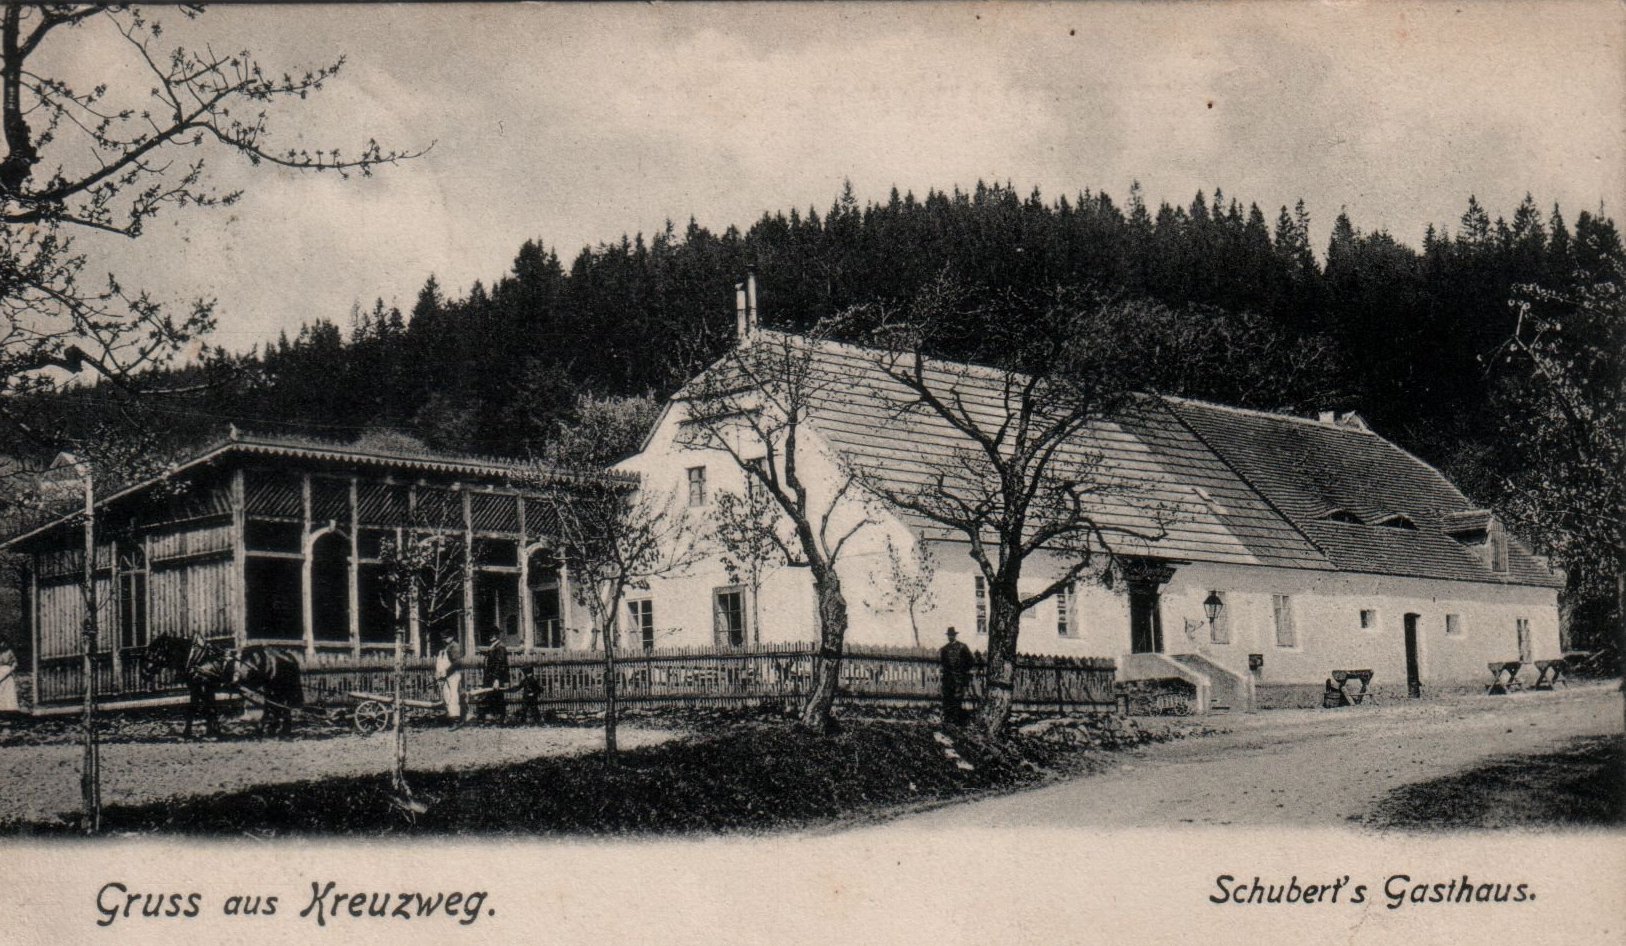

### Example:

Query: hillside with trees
xmin=7 ymin=181 xmax=1623 ymax=657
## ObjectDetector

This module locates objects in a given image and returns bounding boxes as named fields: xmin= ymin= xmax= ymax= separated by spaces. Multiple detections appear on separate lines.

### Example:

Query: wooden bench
xmin=1530 ymin=658 xmax=1568 ymax=691
xmin=1485 ymin=661 xmax=1524 ymax=695
xmin=1323 ymin=669 xmax=1376 ymax=707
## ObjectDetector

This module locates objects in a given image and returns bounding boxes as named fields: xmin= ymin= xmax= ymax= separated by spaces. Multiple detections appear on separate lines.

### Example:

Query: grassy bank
xmin=5 ymin=715 xmax=1183 ymax=837
xmin=1361 ymin=734 xmax=1624 ymax=830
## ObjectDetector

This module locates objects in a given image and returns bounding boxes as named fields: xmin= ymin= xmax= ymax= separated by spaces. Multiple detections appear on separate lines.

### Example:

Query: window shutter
xmin=1211 ymin=597 xmax=1230 ymax=645
xmin=1273 ymin=594 xmax=1296 ymax=647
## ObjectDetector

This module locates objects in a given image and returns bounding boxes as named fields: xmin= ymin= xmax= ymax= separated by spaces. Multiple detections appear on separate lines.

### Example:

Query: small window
xmin=713 ymin=587 xmax=746 ymax=647
xmin=1359 ymin=609 xmax=1378 ymax=630
xmin=1057 ymin=582 xmax=1077 ymax=638
xmin=356 ymin=528 xmax=391 ymax=562
xmin=1516 ymin=617 xmax=1532 ymax=662
xmin=474 ymin=538 xmax=519 ymax=568
xmin=628 ymin=599 xmax=655 ymax=653
xmin=687 ymin=466 xmax=708 ymax=507
xmin=1445 ymin=613 xmax=1462 ymax=637
xmin=118 ymin=571 xmax=148 ymax=650
xmin=245 ymin=519 xmax=303 ymax=553
xmin=1272 ymin=594 xmax=1297 ymax=648
xmin=974 ymin=576 xmax=988 ymax=635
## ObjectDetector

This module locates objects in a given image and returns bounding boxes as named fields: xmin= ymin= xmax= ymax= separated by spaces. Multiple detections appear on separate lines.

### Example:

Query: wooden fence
xmin=30 ymin=642 xmax=1117 ymax=713
xmin=298 ymin=643 xmax=1118 ymax=713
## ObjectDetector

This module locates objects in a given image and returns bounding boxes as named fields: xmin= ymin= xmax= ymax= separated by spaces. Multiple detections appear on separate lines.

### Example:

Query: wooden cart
xmin=346 ymin=687 xmax=496 ymax=734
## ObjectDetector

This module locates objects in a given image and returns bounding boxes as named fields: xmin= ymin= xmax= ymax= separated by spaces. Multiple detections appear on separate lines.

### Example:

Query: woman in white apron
xmin=0 ymin=644 xmax=19 ymax=713
xmin=434 ymin=640 xmax=463 ymax=728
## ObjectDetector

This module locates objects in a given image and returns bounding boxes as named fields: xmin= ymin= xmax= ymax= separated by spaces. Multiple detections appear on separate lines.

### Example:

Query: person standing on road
xmin=938 ymin=626 xmax=974 ymax=727
xmin=0 ymin=642 xmax=18 ymax=714
xmin=479 ymin=635 xmax=510 ymax=724
xmin=435 ymin=637 xmax=464 ymax=730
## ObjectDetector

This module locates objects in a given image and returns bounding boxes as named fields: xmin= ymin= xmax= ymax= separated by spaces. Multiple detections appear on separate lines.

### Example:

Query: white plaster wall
xmin=617 ymin=402 xmax=1562 ymax=686
xmin=1154 ymin=563 xmax=1561 ymax=688
xmin=614 ymin=401 xmax=901 ymax=649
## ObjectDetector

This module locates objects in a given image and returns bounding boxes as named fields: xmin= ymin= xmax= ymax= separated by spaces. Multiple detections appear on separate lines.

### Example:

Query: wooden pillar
xmin=108 ymin=539 xmax=121 ymax=691
xmin=230 ymin=469 xmax=246 ymax=647
xmin=460 ymin=486 xmax=474 ymax=654
xmin=517 ymin=497 xmax=532 ymax=654
xmin=142 ymin=535 xmax=153 ymax=649
xmin=28 ymin=559 xmax=39 ymax=711
xmin=300 ymin=473 xmax=314 ymax=658
xmin=348 ymin=476 xmax=360 ymax=657
xmin=558 ymin=560 xmax=573 ymax=651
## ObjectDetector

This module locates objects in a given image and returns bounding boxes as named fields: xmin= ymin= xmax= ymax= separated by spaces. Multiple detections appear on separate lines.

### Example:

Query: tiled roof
xmin=1164 ymin=398 xmax=1561 ymax=588
xmin=2 ymin=430 xmax=630 ymax=549
xmin=685 ymin=331 xmax=1560 ymax=589
xmin=696 ymin=333 xmax=1327 ymax=569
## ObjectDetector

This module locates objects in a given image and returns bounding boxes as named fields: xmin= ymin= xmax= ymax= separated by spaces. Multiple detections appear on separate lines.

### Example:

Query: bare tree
xmin=677 ymin=326 xmax=877 ymax=733
xmin=0 ymin=4 xmax=423 ymax=450
xmin=376 ymin=524 xmax=468 ymax=810
xmin=867 ymin=536 xmax=936 ymax=649
xmin=710 ymin=482 xmax=785 ymax=646
xmin=842 ymin=280 xmax=1177 ymax=737
xmin=544 ymin=480 xmax=697 ymax=757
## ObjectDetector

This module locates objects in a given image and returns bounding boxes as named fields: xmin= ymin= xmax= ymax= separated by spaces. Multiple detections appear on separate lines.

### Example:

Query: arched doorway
xmin=310 ymin=530 xmax=352 ymax=644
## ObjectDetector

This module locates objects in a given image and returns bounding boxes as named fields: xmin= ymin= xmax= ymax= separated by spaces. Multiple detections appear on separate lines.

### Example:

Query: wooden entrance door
xmin=1403 ymin=613 xmax=1422 ymax=698
xmin=1129 ymin=584 xmax=1163 ymax=654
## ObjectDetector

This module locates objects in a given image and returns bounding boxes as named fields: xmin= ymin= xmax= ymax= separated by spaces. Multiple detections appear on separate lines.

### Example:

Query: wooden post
xmin=80 ymin=469 xmax=101 ymax=834
xmin=460 ymin=487 xmax=474 ymax=655
xmin=300 ymin=473 xmax=314 ymax=658
xmin=348 ymin=476 xmax=360 ymax=657
xmin=517 ymin=499 xmax=532 ymax=654
xmin=29 ymin=556 xmax=39 ymax=711
xmin=108 ymin=539 xmax=120 ymax=693
xmin=230 ymin=469 xmax=246 ymax=647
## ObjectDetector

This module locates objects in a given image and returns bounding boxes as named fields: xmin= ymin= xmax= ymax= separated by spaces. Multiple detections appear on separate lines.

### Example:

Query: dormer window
xmin=1320 ymin=509 xmax=1362 ymax=525
xmin=1375 ymin=514 xmax=1418 ymax=530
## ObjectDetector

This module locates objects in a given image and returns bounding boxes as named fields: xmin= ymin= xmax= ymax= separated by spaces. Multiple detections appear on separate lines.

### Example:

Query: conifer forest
xmin=10 ymin=181 xmax=1625 ymax=656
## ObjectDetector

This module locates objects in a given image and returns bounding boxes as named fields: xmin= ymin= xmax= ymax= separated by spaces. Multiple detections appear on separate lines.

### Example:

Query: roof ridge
xmin=1160 ymin=394 xmax=1374 ymax=433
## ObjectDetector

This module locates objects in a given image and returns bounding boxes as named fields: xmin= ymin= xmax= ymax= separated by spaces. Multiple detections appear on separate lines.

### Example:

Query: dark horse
xmin=141 ymin=635 xmax=304 ymax=737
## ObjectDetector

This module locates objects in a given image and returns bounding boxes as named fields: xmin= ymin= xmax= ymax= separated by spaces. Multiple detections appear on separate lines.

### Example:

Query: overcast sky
xmin=48 ymin=2 xmax=1626 ymax=357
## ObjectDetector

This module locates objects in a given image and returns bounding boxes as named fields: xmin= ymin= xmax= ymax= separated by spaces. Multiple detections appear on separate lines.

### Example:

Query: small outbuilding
xmin=2 ymin=430 xmax=625 ymax=709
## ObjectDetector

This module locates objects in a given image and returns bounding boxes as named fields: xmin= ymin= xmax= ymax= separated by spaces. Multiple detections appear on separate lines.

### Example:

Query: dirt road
xmin=0 ymin=723 xmax=673 ymax=825
xmin=867 ymin=684 xmax=1623 ymax=830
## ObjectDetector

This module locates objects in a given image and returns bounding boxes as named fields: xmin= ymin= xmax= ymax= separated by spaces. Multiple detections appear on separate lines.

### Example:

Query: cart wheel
xmin=354 ymin=700 xmax=392 ymax=736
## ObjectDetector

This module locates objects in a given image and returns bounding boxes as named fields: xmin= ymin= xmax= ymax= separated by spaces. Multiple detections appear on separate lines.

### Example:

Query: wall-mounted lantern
xmin=1248 ymin=653 xmax=1264 ymax=672
xmin=1203 ymin=590 xmax=1224 ymax=626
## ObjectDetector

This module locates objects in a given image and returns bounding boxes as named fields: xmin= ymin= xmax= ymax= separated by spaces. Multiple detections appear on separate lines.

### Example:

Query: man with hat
xmin=938 ymin=625 xmax=975 ymax=726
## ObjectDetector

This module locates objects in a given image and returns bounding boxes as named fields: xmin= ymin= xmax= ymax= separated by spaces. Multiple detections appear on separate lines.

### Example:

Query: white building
xmin=615 ymin=327 xmax=1563 ymax=711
